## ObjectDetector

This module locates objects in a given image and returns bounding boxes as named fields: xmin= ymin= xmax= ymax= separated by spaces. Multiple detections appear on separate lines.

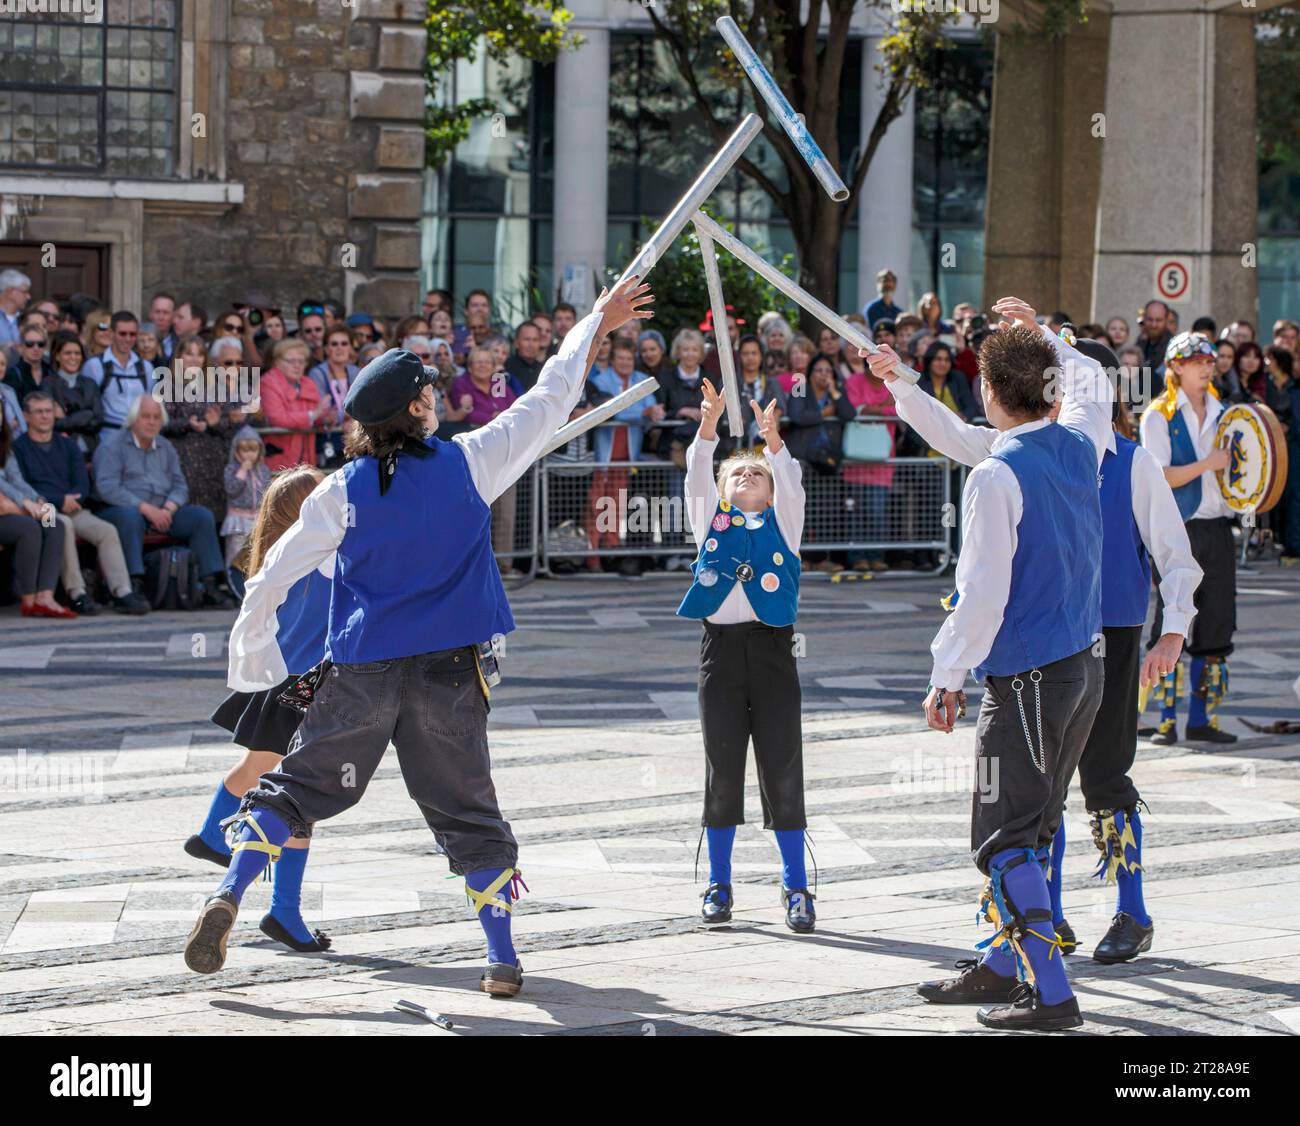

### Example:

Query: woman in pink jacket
xmin=258 ymin=339 xmax=333 ymax=471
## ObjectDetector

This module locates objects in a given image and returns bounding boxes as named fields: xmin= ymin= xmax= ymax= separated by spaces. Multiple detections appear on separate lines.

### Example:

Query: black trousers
xmin=698 ymin=621 xmax=806 ymax=830
xmin=971 ymin=647 xmax=1103 ymax=875
xmin=247 ymin=647 xmax=517 ymax=876
xmin=0 ymin=513 xmax=64 ymax=595
xmin=1150 ymin=516 xmax=1235 ymax=658
xmin=1077 ymin=624 xmax=1142 ymax=812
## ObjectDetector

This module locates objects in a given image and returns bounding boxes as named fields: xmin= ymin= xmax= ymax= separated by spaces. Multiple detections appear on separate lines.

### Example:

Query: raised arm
xmin=453 ymin=278 xmax=653 ymax=503
xmin=227 ymin=471 xmax=347 ymax=691
xmin=684 ymin=432 xmax=721 ymax=547
xmin=865 ymin=344 xmax=995 ymax=467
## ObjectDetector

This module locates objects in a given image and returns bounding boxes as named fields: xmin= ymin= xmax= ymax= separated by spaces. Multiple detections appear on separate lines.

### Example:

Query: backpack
xmin=144 ymin=547 xmax=200 ymax=610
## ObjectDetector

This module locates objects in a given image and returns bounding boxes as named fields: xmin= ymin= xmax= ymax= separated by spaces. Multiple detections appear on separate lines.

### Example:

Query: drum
xmin=1214 ymin=402 xmax=1288 ymax=514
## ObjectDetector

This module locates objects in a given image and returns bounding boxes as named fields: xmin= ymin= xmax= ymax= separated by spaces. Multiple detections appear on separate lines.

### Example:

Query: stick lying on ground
xmin=539 ymin=377 xmax=661 ymax=458
xmin=716 ymin=15 xmax=849 ymax=203
xmin=616 ymin=114 xmax=763 ymax=287
xmin=691 ymin=211 xmax=920 ymax=385
xmin=694 ymin=220 xmax=745 ymax=440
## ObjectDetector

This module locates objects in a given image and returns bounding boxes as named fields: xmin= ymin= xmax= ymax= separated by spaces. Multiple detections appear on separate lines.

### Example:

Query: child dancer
xmin=184 ymin=276 xmax=652 ymax=996
xmin=678 ymin=377 xmax=812 ymax=932
xmin=220 ymin=426 xmax=270 ymax=569
xmin=185 ymin=464 xmax=332 ymax=953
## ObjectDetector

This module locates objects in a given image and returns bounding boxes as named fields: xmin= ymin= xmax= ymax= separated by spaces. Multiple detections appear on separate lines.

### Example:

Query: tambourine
xmin=1214 ymin=402 xmax=1288 ymax=514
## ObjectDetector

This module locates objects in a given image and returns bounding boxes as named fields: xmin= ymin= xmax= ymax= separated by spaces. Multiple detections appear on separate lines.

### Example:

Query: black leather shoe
xmin=1148 ymin=726 xmax=1178 ymax=745
xmin=259 ymin=913 xmax=332 ymax=953
xmin=201 ymin=585 xmax=238 ymax=610
xmin=781 ymin=887 xmax=816 ymax=933
xmin=183 ymin=834 xmax=230 ymax=868
xmin=69 ymin=593 xmax=101 ymax=615
xmin=1093 ymin=912 xmax=1154 ymax=964
xmin=701 ymin=883 xmax=732 ymax=924
xmin=112 ymin=591 xmax=150 ymax=615
xmin=479 ymin=960 xmax=523 ymax=998
xmin=184 ymin=890 xmax=239 ymax=974
xmin=917 ymin=958 xmax=1019 ymax=1004
xmin=1055 ymin=918 xmax=1078 ymax=955
xmin=977 ymin=983 xmax=1084 ymax=1031
xmin=1184 ymin=724 xmax=1237 ymax=744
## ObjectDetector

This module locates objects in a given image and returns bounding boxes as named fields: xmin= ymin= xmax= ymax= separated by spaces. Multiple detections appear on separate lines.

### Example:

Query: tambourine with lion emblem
xmin=1214 ymin=402 xmax=1289 ymax=514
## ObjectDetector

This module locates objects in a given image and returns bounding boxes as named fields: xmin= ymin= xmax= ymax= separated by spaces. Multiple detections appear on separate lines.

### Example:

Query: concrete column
xmin=552 ymin=21 xmax=609 ymax=315
xmin=857 ymin=35 xmax=913 ymax=314
xmin=1092 ymin=2 xmax=1258 ymax=327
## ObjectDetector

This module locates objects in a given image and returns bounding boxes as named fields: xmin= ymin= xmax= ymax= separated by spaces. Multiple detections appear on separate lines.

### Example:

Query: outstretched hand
xmin=991 ymin=296 xmax=1038 ymax=332
xmin=593 ymin=275 xmax=655 ymax=337
xmin=699 ymin=377 xmax=724 ymax=441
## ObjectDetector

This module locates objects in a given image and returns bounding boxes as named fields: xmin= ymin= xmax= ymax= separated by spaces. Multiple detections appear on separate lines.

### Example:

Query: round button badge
xmin=760 ymin=572 xmax=780 ymax=593
xmin=772 ymin=551 xmax=784 ymax=566
xmin=704 ymin=537 xmax=718 ymax=553
xmin=731 ymin=515 xmax=745 ymax=527
xmin=735 ymin=563 xmax=754 ymax=583
xmin=711 ymin=513 xmax=730 ymax=532
xmin=698 ymin=568 xmax=718 ymax=587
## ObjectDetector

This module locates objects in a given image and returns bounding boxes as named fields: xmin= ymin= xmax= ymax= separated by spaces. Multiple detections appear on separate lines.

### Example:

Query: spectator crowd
xmin=1 ymin=262 xmax=1298 ymax=614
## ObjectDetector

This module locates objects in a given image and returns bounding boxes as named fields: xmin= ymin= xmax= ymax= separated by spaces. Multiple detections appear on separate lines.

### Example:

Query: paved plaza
xmin=1 ymin=570 xmax=1298 ymax=1036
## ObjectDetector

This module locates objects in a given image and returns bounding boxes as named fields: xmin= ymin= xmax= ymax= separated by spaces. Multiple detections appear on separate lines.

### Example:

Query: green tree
xmin=631 ymin=1 xmax=1086 ymax=315
xmin=425 ymin=1 xmax=578 ymax=167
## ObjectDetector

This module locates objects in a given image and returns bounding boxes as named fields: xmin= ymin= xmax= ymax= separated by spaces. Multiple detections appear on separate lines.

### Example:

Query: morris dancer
xmin=185 ymin=465 xmax=333 ymax=953
xmin=866 ymin=297 xmax=1111 ymax=1031
xmin=183 ymin=276 xmax=653 ymax=997
xmin=871 ymin=332 xmax=1200 ymax=973
xmin=678 ymin=377 xmax=813 ymax=932
xmin=1139 ymin=332 xmax=1238 ymax=746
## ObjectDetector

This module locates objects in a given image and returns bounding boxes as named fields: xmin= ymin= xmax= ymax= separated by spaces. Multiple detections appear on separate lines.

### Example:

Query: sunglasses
xmin=299 ymin=305 xmax=325 ymax=316
xmin=96 ymin=322 xmax=109 ymax=331
xmin=222 ymin=322 xmax=241 ymax=332
xmin=301 ymin=325 xmax=324 ymax=334
xmin=22 ymin=338 xmax=44 ymax=347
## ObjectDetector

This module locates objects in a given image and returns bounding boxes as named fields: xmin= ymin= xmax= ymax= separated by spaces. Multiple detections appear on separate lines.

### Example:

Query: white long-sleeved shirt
xmin=889 ymin=325 xmax=1113 ymax=690
xmin=683 ymin=433 xmax=805 ymax=625
xmin=1138 ymin=388 xmax=1231 ymax=521
xmin=226 ymin=312 xmax=603 ymax=691
xmin=891 ymin=376 xmax=1202 ymax=641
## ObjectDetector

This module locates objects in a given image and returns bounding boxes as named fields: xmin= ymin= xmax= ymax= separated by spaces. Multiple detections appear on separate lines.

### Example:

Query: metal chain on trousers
xmin=1011 ymin=669 xmax=1045 ymax=773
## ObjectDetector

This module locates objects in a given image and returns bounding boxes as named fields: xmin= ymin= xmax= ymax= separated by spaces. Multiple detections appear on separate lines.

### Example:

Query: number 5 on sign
xmin=1154 ymin=258 xmax=1191 ymax=304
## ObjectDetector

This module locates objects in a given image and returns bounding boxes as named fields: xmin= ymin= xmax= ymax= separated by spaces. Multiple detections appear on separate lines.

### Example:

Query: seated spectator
xmin=259 ymin=338 xmax=330 ymax=471
xmin=162 ymin=335 xmax=239 ymax=523
xmin=14 ymin=391 xmax=148 ymax=615
xmin=864 ymin=268 xmax=904 ymax=328
xmin=505 ymin=320 xmax=545 ymax=392
xmin=0 ymin=394 xmax=71 ymax=617
xmin=221 ymin=426 xmax=270 ymax=569
xmin=1 ymin=381 xmax=23 ymax=437
xmin=0 ymin=268 xmax=31 ymax=361
xmin=84 ymin=311 xmax=155 ymax=431
xmin=92 ymin=395 xmax=235 ymax=607
xmin=48 ymin=332 xmax=102 ymax=452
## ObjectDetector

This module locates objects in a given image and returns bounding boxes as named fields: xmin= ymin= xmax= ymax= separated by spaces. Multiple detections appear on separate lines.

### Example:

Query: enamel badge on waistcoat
xmin=676 ymin=501 xmax=800 ymax=626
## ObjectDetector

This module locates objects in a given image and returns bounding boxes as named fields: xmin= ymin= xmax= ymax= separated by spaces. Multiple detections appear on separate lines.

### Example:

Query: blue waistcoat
xmin=275 ymin=568 xmax=333 ymax=676
xmin=327 ymin=438 xmax=514 ymax=664
xmin=977 ymin=425 xmax=1102 ymax=679
xmin=1167 ymin=410 xmax=1201 ymax=522
xmin=676 ymin=500 xmax=800 ymax=626
xmin=1099 ymin=436 xmax=1151 ymax=629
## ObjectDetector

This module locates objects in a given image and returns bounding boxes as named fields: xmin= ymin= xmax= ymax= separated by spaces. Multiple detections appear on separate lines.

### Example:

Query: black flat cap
xmin=344 ymin=348 xmax=435 ymax=426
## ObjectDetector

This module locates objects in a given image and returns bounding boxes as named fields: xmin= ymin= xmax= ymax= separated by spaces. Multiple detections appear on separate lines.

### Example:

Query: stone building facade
xmin=0 ymin=0 xmax=425 ymax=321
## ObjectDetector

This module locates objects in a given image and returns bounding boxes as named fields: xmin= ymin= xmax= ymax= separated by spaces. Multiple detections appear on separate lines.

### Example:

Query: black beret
xmin=344 ymin=348 xmax=435 ymax=426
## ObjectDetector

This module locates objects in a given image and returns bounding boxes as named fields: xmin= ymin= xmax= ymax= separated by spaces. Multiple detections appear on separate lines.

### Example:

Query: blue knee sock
xmin=706 ymin=826 xmax=736 ymax=891
xmin=269 ymin=845 xmax=315 ymax=944
xmin=992 ymin=848 xmax=1072 ymax=1006
xmin=216 ymin=808 xmax=292 ymax=903
xmin=198 ymin=782 xmax=240 ymax=856
xmin=774 ymin=829 xmax=807 ymax=890
xmin=466 ymin=867 xmax=516 ymax=966
xmin=979 ymin=940 xmax=1017 ymax=978
xmin=1114 ymin=808 xmax=1150 ymax=926
xmin=1048 ymin=820 xmax=1066 ymax=925
xmin=1188 ymin=657 xmax=1208 ymax=727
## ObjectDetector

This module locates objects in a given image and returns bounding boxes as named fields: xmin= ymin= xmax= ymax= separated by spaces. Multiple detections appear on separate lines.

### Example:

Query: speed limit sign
xmin=1154 ymin=259 xmax=1191 ymax=302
